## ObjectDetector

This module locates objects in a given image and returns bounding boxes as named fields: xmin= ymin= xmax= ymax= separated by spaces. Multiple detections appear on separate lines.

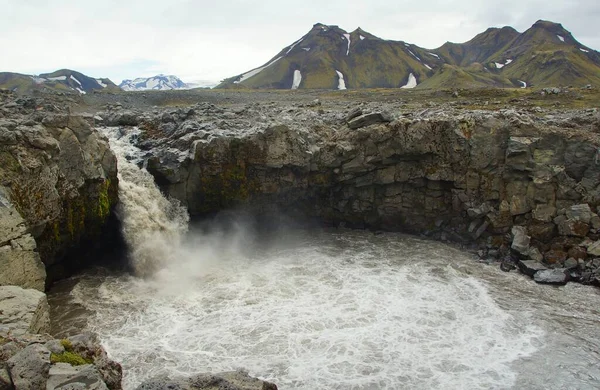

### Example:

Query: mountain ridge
xmin=0 ymin=69 xmax=118 ymax=94
xmin=217 ymin=20 xmax=600 ymax=90
xmin=119 ymin=74 xmax=189 ymax=91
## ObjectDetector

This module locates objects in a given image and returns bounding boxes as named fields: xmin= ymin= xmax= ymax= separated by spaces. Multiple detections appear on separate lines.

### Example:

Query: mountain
xmin=0 ymin=69 xmax=118 ymax=94
xmin=217 ymin=20 xmax=600 ymax=90
xmin=119 ymin=75 xmax=189 ymax=91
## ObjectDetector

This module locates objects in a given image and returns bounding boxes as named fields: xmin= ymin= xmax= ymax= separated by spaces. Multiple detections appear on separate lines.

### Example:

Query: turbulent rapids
xmin=48 ymin=127 xmax=600 ymax=390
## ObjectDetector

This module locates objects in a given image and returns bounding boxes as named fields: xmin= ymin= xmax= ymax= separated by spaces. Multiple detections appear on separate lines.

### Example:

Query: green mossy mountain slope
xmin=217 ymin=20 xmax=600 ymax=90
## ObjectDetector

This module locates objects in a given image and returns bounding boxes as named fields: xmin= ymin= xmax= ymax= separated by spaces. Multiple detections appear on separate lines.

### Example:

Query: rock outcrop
xmin=0 ymin=331 xmax=122 ymax=390
xmin=0 ymin=91 xmax=118 ymax=289
xmin=0 ymin=286 xmax=50 ymax=336
xmin=114 ymin=101 xmax=600 ymax=285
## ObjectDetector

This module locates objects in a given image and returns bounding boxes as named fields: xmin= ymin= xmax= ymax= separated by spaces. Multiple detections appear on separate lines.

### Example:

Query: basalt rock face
xmin=0 ymin=91 xmax=118 ymax=289
xmin=121 ymin=101 xmax=600 ymax=282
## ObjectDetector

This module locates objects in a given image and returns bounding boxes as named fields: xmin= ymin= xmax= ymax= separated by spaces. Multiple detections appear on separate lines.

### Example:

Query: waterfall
xmin=100 ymin=127 xmax=189 ymax=276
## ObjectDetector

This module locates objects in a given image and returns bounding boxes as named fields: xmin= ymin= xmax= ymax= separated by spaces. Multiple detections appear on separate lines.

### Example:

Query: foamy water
xmin=46 ymin=127 xmax=600 ymax=390
xmin=63 ymin=231 xmax=545 ymax=389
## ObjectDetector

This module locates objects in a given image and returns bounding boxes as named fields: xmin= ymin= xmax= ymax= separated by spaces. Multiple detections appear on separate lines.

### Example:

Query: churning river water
xmin=48 ymin=127 xmax=600 ymax=390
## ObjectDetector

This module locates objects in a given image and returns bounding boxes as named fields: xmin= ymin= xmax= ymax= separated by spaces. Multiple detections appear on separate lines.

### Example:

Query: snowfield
xmin=291 ymin=70 xmax=302 ymax=89
xmin=401 ymin=73 xmax=417 ymax=89
xmin=336 ymin=70 xmax=347 ymax=90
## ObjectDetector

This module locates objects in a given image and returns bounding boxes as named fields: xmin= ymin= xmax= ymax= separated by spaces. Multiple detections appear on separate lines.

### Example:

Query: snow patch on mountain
xmin=302 ymin=47 xmax=311 ymax=51
xmin=120 ymin=74 xmax=189 ymax=91
xmin=96 ymin=79 xmax=107 ymax=88
xmin=494 ymin=59 xmax=513 ymax=69
xmin=360 ymin=35 xmax=365 ymax=40
xmin=47 ymin=76 xmax=67 ymax=81
xmin=580 ymin=48 xmax=589 ymax=53
xmin=518 ymin=80 xmax=527 ymax=88
xmin=70 ymin=75 xmax=82 ymax=87
xmin=234 ymin=58 xmax=282 ymax=84
xmin=407 ymin=49 xmax=421 ymax=62
xmin=336 ymin=70 xmax=346 ymax=90
xmin=286 ymin=38 xmax=304 ymax=55
xmin=557 ymin=35 xmax=565 ymax=42
xmin=401 ymin=73 xmax=417 ymax=89
xmin=343 ymin=33 xmax=351 ymax=55
xmin=428 ymin=52 xmax=440 ymax=59
xmin=424 ymin=64 xmax=432 ymax=70
xmin=291 ymin=70 xmax=302 ymax=89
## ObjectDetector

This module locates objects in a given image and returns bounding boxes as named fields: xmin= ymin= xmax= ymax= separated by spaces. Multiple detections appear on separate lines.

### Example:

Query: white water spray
xmin=100 ymin=127 xmax=189 ymax=276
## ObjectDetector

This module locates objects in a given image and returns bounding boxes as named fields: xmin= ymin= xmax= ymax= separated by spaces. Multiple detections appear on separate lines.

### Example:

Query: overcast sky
xmin=1 ymin=0 xmax=598 ymax=85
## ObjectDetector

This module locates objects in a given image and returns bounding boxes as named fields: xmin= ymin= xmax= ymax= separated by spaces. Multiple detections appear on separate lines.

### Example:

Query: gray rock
xmin=511 ymin=226 xmax=530 ymax=255
xmin=136 ymin=370 xmax=277 ymax=390
xmin=0 ymin=190 xmax=46 ymax=291
xmin=518 ymin=260 xmax=548 ymax=277
xmin=532 ymin=204 xmax=556 ymax=222
xmin=44 ymin=340 xmax=65 ymax=355
xmin=534 ymin=269 xmax=569 ymax=284
xmin=345 ymin=107 xmax=363 ymax=122
xmin=564 ymin=258 xmax=579 ymax=269
xmin=7 ymin=344 xmax=51 ymax=390
xmin=46 ymin=363 xmax=109 ymax=390
xmin=0 ymin=286 xmax=50 ymax=336
xmin=588 ymin=240 xmax=600 ymax=257
xmin=347 ymin=112 xmax=392 ymax=129
xmin=528 ymin=247 xmax=544 ymax=262
xmin=566 ymin=204 xmax=593 ymax=223
xmin=0 ymin=365 xmax=12 ymax=390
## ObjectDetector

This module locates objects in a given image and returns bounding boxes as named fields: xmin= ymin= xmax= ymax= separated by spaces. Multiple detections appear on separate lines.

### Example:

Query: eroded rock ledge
xmin=111 ymin=101 xmax=600 ymax=285
xmin=0 ymin=91 xmax=118 ymax=289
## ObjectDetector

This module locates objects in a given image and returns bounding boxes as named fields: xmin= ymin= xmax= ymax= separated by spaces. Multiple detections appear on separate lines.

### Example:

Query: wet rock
xmin=136 ymin=370 xmax=278 ymax=390
xmin=347 ymin=112 xmax=392 ymax=129
xmin=518 ymin=260 xmax=548 ymax=277
xmin=0 ymin=286 xmax=50 ymax=336
xmin=46 ymin=363 xmax=109 ymax=390
xmin=7 ymin=344 xmax=51 ymax=390
xmin=534 ymin=268 xmax=569 ymax=284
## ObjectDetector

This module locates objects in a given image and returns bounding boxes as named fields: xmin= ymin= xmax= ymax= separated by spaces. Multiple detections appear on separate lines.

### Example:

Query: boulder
xmin=7 ymin=344 xmax=51 ymax=390
xmin=46 ymin=363 xmax=109 ymax=390
xmin=136 ymin=370 xmax=277 ymax=390
xmin=518 ymin=260 xmax=548 ymax=277
xmin=0 ymin=286 xmax=50 ymax=336
xmin=347 ymin=112 xmax=392 ymax=129
xmin=534 ymin=269 xmax=569 ymax=284
xmin=511 ymin=226 xmax=530 ymax=255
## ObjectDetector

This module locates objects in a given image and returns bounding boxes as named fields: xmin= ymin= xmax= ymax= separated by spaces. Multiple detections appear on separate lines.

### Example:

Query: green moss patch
xmin=50 ymin=351 xmax=93 ymax=366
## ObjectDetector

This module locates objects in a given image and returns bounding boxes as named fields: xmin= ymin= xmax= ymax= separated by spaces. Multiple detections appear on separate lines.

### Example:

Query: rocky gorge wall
xmin=0 ymin=91 xmax=118 ymax=290
xmin=113 ymin=100 xmax=600 ymax=284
